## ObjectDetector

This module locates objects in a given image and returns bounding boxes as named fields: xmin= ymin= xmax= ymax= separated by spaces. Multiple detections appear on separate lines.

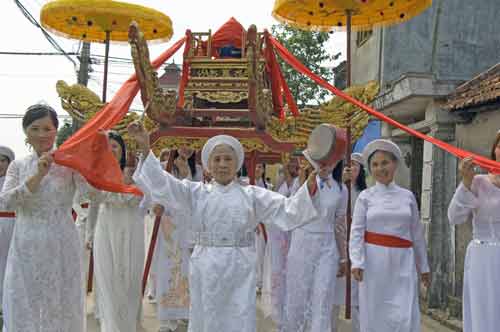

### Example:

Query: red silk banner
xmin=263 ymin=31 xmax=299 ymax=120
xmin=268 ymin=35 xmax=500 ymax=174
xmin=53 ymin=37 xmax=187 ymax=195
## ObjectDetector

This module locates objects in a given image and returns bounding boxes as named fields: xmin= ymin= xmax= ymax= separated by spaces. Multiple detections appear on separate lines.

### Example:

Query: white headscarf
xmin=351 ymin=152 xmax=364 ymax=166
xmin=0 ymin=146 xmax=15 ymax=162
xmin=362 ymin=139 xmax=401 ymax=172
xmin=201 ymin=135 xmax=244 ymax=171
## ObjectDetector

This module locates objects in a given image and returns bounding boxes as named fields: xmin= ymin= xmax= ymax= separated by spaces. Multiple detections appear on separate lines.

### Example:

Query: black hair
xmin=0 ymin=154 xmax=10 ymax=163
xmin=332 ymin=160 xmax=344 ymax=190
xmin=237 ymin=164 xmax=248 ymax=178
xmin=257 ymin=163 xmax=268 ymax=189
xmin=355 ymin=164 xmax=368 ymax=191
xmin=23 ymin=104 xmax=59 ymax=130
xmin=108 ymin=131 xmax=127 ymax=170
xmin=173 ymin=149 xmax=197 ymax=178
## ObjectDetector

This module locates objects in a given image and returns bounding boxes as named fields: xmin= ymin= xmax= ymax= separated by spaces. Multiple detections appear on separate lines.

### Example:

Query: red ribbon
xmin=263 ymin=31 xmax=299 ymax=120
xmin=53 ymin=37 xmax=187 ymax=195
xmin=268 ymin=35 xmax=500 ymax=174
xmin=0 ymin=212 xmax=15 ymax=218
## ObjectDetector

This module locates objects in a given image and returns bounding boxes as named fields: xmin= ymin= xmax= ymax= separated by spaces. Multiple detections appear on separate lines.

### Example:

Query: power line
xmin=13 ymin=0 xmax=77 ymax=67
xmin=0 ymin=51 xmax=79 ymax=56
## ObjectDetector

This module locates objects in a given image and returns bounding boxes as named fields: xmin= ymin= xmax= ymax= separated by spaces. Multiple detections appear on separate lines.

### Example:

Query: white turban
xmin=362 ymin=139 xmax=401 ymax=172
xmin=351 ymin=152 xmax=364 ymax=166
xmin=201 ymin=135 xmax=244 ymax=171
xmin=0 ymin=146 xmax=15 ymax=162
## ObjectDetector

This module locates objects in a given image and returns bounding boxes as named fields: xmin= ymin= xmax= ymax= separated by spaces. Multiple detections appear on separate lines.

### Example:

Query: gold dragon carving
xmin=55 ymin=80 xmax=156 ymax=150
xmin=129 ymin=21 xmax=177 ymax=125
xmin=266 ymin=81 xmax=380 ymax=145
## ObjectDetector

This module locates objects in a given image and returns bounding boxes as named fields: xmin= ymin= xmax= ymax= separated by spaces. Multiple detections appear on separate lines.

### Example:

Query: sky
xmin=0 ymin=0 xmax=346 ymax=159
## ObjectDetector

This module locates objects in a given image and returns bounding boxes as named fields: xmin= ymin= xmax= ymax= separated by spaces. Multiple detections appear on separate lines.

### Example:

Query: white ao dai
xmin=0 ymin=153 xmax=89 ymax=332
xmin=133 ymin=151 xmax=318 ymax=332
xmin=349 ymin=182 xmax=429 ymax=332
xmin=448 ymin=175 xmax=500 ymax=332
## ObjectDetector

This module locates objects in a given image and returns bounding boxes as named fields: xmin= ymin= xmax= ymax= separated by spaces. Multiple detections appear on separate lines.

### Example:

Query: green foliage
xmin=271 ymin=24 xmax=334 ymax=106
xmin=56 ymin=120 xmax=73 ymax=147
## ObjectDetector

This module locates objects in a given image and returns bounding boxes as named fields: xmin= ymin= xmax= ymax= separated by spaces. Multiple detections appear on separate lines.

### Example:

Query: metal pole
xmin=102 ymin=31 xmax=111 ymax=102
xmin=345 ymin=9 xmax=353 ymax=320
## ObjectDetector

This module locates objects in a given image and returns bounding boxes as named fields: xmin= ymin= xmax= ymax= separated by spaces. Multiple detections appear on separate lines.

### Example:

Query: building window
xmin=356 ymin=30 xmax=373 ymax=47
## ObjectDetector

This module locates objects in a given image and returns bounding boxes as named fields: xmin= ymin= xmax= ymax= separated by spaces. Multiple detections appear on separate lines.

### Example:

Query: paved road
xmin=86 ymin=295 xmax=456 ymax=332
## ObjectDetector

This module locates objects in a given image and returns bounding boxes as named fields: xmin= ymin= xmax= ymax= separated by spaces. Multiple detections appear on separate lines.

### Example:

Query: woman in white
xmin=1 ymin=104 xmax=91 ymax=331
xmin=0 ymin=146 xmax=15 ymax=310
xmin=156 ymin=147 xmax=202 ymax=332
xmin=254 ymin=162 xmax=269 ymax=293
xmin=260 ymin=159 xmax=299 ymax=325
xmin=85 ymin=131 xmax=145 ymax=332
xmin=283 ymin=159 xmax=347 ymax=332
xmin=349 ymin=139 xmax=430 ymax=332
xmin=128 ymin=121 xmax=319 ymax=332
xmin=448 ymin=131 xmax=500 ymax=332
xmin=331 ymin=153 xmax=367 ymax=332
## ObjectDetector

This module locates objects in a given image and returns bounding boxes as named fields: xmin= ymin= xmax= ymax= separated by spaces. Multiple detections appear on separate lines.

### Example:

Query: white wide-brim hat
xmin=0 ymin=146 xmax=15 ymax=162
xmin=362 ymin=139 xmax=401 ymax=172
xmin=201 ymin=135 xmax=244 ymax=171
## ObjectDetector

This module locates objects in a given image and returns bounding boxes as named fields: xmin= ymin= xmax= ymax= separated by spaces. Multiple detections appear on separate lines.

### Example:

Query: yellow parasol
xmin=272 ymin=0 xmax=432 ymax=319
xmin=273 ymin=0 xmax=432 ymax=32
xmin=41 ymin=0 xmax=173 ymax=101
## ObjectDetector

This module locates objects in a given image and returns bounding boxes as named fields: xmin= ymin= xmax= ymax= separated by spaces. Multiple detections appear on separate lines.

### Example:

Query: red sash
xmin=365 ymin=231 xmax=412 ymax=248
xmin=0 ymin=212 xmax=15 ymax=218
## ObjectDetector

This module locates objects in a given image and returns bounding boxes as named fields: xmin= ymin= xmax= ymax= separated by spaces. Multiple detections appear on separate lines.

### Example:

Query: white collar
xmin=374 ymin=181 xmax=397 ymax=191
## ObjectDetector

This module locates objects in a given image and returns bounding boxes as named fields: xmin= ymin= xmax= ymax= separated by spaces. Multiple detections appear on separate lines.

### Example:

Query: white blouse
xmin=350 ymin=182 xmax=430 ymax=273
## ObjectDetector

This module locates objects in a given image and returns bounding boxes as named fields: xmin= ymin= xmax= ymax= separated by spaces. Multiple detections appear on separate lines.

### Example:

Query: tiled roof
xmin=445 ymin=63 xmax=500 ymax=111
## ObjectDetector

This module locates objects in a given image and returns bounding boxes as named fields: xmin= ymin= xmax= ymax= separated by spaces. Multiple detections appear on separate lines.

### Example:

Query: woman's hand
xmin=152 ymin=204 xmax=165 ymax=217
xmin=37 ymin=153 xmax=53 ymax=178
xmin=421 ymin=272 xmax=431 ymax=288
xmin=342 ymin=166 xmax=352 ymax=184
xmin=174 ymin=156 xmax=190 ymax=178
xmin=306 ymin=170 xmax=318 ymax=194
xmin=26 ymin=153 xmax=53 ymax=193
xmin=352 ymin=268 xmax=364 ymax=282
xmin=123 ymin=166 xmax=135 ymax=185
xmin=337 ymin=260 xmax=348 ymax=277
xmin=459 ymin=156 xmax=476 ymax=190
xmin=127 ymin=121 xmax=150 ymax=155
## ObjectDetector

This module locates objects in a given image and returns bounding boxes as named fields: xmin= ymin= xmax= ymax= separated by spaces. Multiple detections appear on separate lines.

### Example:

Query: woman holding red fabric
xmin=447 ymin=131 xmax=500 ymax=332
xmin=349 ymin=139 xmax=430 ymax=332
xmin=0 ymin=104 xmax=93 ymax=331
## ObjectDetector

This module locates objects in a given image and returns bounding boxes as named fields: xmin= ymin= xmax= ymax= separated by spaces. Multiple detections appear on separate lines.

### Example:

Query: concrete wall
xmin=379 ymin=0 xmax=500 ymax=85
xmin=351 ymin=29 xmax=381 ymax=86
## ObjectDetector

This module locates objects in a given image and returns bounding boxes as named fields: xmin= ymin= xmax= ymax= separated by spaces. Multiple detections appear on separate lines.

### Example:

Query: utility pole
xmin=73 ymin=42 xmax=91 ymax=132
xmin=77 ymin=42 xmax=91 ymax=86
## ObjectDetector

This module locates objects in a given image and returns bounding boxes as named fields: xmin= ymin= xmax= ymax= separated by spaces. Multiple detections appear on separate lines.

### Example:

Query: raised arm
xmin=134 ymin=150 xmax=197 ymax=213
xmin=448 ymin=157 xmax=479 ymax=226
xmin=448 ymin=181 xmax=479 ymax=226
xmin=253 ymin=181 xmax=318 ymax=232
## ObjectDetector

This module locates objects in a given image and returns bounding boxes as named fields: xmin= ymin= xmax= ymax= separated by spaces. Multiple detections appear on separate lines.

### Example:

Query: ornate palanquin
xmin=56 ymin=18 xmax=379 ymax=169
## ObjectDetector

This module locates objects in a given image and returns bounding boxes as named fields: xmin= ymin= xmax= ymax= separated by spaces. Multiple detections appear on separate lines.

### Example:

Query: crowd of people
xmin=0 ymin=103 xmax=499 ymax=332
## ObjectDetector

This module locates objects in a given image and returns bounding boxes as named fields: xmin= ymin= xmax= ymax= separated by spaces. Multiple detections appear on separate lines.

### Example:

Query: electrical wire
xmin=13 ymin=0 xmax=77 ymax=67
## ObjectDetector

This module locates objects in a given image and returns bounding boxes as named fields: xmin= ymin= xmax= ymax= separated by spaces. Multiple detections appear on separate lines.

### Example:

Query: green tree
xmin=56 ymin=119 xmax=73 ymax=147
xmin=270 ymin=24 xmax=334 ymax=107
